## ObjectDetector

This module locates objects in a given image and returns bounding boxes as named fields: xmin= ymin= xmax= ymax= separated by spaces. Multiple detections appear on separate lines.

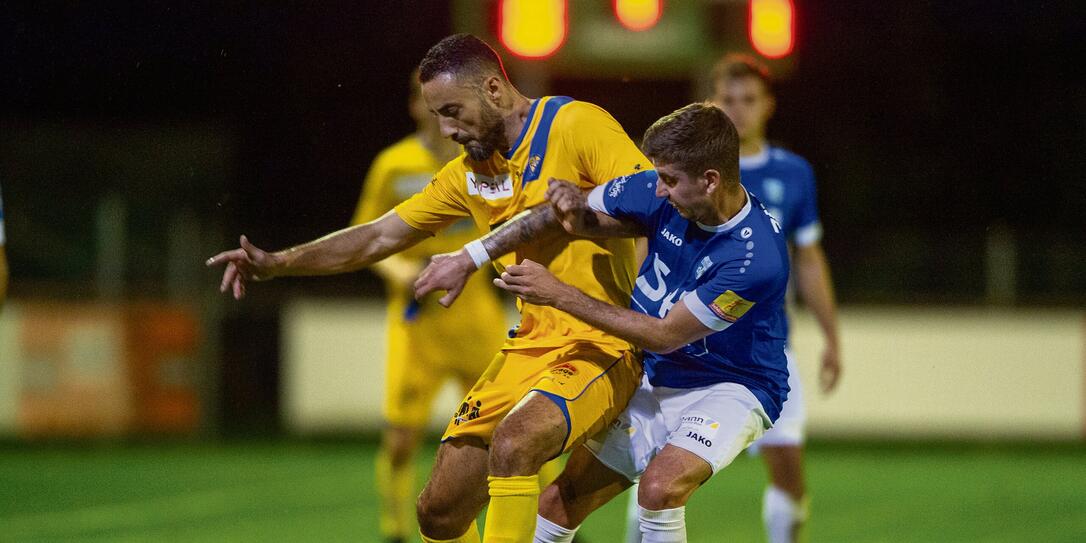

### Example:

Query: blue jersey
xmin=740 ymin=146 xmax=821 ymax=248
xmin=587 ymin=170 xmax=791 ymax=421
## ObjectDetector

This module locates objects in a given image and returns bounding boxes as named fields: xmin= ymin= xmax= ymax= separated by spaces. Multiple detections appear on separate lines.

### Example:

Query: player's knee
xmin=416 ymin=489 xmax=458 ymax=535
xmin=488 ymin=428 xmax=547 ymax=475
xmin=637 ymin=474 xmax=694 ymax=511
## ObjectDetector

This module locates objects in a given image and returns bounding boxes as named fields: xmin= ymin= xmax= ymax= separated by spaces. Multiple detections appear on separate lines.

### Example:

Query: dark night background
xmin=2 ymin=2 xmax=1084 ymax=431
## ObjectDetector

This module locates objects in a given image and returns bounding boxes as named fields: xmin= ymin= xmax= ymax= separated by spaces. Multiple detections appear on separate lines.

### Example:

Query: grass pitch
xmin=1 ymin=440 xmax=1083 ymax=542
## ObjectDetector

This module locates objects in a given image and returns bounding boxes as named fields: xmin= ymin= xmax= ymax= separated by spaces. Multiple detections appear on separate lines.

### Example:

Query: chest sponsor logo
xmin=466 ymin=172 xmax=514 ymax=200
xmin=710 ymin=290 xmax=755 ymax=323
xmin=660 ymin=227 xmax=683 ymax=246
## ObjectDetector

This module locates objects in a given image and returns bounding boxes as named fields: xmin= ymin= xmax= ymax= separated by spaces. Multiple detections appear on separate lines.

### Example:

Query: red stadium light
xmin=614 ymin=0 xmax=663 ymax=32
xmin=749 ymin=0 xmax=795 ymax=59
xmin=499 ymin=0 xmax=567 ymax=59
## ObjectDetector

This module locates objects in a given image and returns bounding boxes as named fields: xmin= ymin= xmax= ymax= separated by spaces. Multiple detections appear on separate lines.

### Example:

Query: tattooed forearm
xmin=479 ymin=204 xmax=565 ymax=259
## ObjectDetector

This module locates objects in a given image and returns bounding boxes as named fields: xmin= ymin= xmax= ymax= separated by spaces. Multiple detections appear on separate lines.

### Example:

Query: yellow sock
xmin=536 ymin=457 xmax=563 ymax=490
xmin=376 ymin=448 xmax=415 ymax=539
xmin=421 ymin=520 xmax=480 ymax=543
xmin=483 ymin=474 xmax=541 ymax=543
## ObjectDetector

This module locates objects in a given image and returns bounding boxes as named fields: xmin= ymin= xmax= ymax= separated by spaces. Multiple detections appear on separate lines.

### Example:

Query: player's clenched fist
xmin=493 ymin=259 xmax=575 ymax=307
xmin=205 ymin=235 xmax=282 ymax=300
xmin=546 ymin=178 xmax=597 ymax=233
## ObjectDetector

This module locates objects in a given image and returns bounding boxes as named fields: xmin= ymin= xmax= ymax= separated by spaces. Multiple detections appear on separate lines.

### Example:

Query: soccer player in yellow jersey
xmin=208 ymin=34 xmax=647 ymax=543
xmin=353 ymin=71 xmax=506 ymax=543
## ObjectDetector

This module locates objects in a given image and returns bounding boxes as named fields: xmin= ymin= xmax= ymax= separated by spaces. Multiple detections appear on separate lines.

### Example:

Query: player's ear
xmin=703 ymin=169 xmax=721 ymax=194
xmin=482 ymin=75 xmax=503 ymax=105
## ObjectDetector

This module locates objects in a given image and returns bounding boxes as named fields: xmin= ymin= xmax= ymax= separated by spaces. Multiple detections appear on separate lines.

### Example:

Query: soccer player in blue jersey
xmin=494 ymin=102 xmax=792 ymax=543
xmin=713 ymin=54 xmax=843 ymax=543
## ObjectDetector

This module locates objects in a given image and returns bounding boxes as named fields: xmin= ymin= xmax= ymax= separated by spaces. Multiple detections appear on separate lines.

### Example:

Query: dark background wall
xmin=2 ymin=2 xmax=1083 ymax=433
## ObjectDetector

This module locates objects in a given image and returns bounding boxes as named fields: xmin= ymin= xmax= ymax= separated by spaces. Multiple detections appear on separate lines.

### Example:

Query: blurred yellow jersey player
xmin=353 ymin=73 xmax=506 ymax=543
xmin=397 ymin=95 xmax=645 ymax=450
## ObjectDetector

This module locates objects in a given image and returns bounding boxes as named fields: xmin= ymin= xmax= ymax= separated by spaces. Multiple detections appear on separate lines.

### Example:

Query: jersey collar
xmin=739 ymin=146 xmax=771 ymax=170
xmin=696 ymin=189 xmax=752 ymax=233
xmin=503 ymin=98 xmax=541 ymax=160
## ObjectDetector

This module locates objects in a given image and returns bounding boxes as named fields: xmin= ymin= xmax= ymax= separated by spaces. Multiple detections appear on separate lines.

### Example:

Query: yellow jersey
xmin=395 ymin=97 xmax=648 ymax=352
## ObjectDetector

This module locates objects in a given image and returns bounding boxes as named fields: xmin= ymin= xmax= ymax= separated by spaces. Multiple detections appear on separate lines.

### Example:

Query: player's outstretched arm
xmin=496 ymin=259 xmax=709 ymax=353
xmin=413 ymin=203 xmax=567 ymax=307
xmin=546 ymin=178 xmax=641 ymax=238
xmin=206 ymin=210 xmax=430 ymax=299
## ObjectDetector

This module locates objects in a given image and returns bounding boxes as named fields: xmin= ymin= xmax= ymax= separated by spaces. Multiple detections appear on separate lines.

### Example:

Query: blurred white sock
xmin=638 ymin=505 xmax=686 ymax=543
xmin=763 ymin=485 xmax=808 ymax=543
xmin=625 ymin=484 xmax=642 ymax=543
xmin=534 ymin=514 xmax=578 ymax=543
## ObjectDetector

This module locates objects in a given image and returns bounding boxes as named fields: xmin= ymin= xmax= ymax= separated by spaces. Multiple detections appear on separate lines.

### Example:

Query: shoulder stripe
xmin=522 ymin=96 xmax=574 ymax=185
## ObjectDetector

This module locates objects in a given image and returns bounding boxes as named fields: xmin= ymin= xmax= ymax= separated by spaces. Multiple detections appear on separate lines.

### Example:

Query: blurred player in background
xmin=351 ymin=71 xmax=506 ymax=543
xmin=713 ymin=54 xmax=843 ymax=543
xmin=209 ymin=34 xmax=647 ymax=543
xmin=0 ymin=185 xmax=8 ymax=309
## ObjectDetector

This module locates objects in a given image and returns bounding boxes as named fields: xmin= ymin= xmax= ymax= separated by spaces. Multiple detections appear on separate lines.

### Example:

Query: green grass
xmin=0 ymin=440 xmax=1083 ymax=542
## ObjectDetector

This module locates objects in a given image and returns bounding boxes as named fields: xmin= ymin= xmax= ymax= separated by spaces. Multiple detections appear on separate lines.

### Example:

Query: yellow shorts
xmin=383 ymin=274 xmax=506 ymax=428
xmin=441 ymin=342 xmax=643 ymax=454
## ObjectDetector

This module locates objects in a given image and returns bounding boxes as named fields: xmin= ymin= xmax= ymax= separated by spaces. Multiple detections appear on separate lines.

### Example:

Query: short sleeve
xmin=685 ymin=263 xmax=774 ymax=331
xmin=792 ymin=162 xmax=822 ymax=247
xmin=557 ymin=102 xmax=650 ymax=186
xmin=586 ymin=170 xmax=662 ymax=232
xmin=393 ymin=162 xmax=471 ymax=233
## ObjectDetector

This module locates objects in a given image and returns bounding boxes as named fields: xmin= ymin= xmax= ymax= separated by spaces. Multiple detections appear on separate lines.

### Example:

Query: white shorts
xmin=749 ymin=348 xmax=805 ymax=452
xmin=585 ymin=374 xmax=772 ymax=482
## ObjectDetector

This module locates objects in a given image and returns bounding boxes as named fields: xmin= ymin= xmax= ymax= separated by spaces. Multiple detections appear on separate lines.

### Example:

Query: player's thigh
xmin=584 ymin=374 xmax=666 ymax=482
xmin=440 ymin=344 xmax=640 ymax=450
xmin=529 ymin=344 xmax=643 ymax=454
xmin=660 ymin=382 xmax=769 ymax=476
xmin=540 ymin=445 xmax=633 ymax=527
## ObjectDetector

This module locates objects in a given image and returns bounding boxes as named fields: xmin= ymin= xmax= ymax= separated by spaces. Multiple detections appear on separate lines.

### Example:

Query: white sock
xmin=638 ymin=505 xmax=686 ymax=543
xmin=763 ymin=485 xmax=808 ymax=543
xmin=624 ymin=485 xmax=643 ymax=543
xmin=534 ymin=514 xmax=579 ymax=543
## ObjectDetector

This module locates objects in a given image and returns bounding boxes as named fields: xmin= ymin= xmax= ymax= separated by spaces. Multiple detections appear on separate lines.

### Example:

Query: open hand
xmin=819 ymin=345 xmax=842 ymax=394
xmin=205 ymin=235 xmax=279 ymax=300
xmin=414 ymin=250 xmax=476 ymax=307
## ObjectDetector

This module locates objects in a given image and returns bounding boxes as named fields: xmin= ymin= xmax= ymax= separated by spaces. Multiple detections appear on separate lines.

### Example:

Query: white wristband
xmin=464 ymin=239 xmax=491 ymax=269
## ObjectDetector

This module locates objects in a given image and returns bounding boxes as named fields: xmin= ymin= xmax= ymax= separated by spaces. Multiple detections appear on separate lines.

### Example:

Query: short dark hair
xmin=418 ymin=34 xmax=510 ymax=84
xmin=712 ymin=53 xmax=773 ymax=95
xmin=642 ymin=102 xmax=740 ymax=183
